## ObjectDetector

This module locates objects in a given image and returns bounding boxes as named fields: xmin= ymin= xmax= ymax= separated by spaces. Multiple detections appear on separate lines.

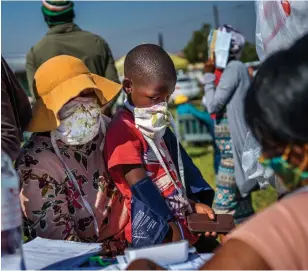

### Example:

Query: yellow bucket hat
xmin=27 ymin=55 xmax=122 ymax=132
xmin=174 ymin=94 xmax=189 ymax=105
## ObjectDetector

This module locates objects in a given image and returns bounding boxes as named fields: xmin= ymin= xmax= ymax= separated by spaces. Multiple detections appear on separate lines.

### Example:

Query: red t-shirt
xmin=104 ymin=108 xmax=198 ymax=245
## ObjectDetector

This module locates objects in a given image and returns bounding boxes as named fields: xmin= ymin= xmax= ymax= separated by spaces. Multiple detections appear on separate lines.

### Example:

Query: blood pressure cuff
xmin=131 ymin=176 xmax=172 ymax=248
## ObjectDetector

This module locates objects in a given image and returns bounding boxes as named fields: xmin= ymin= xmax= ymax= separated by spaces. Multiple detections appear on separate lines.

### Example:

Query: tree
xmin=240 ymin=42 xmax=259 ymax=63
xmin=183 ymin=24 xmax=211 ymax=63
xmin=183 ymin=24 xmax=259 ymax=64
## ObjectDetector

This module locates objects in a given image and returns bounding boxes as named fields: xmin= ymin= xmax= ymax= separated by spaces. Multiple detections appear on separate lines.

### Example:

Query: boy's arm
xmin=122 ymin=164 xmax=182 ymax=243
xmin=122 ymin=164 xmax=147 ymax=186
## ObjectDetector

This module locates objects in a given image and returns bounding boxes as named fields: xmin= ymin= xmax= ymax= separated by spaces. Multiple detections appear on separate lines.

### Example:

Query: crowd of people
xmin=1 ymin=0 xmax=308 ymax=270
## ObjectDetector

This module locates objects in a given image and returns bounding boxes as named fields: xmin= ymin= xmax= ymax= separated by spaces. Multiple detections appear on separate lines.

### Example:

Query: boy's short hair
xmin=124 ymin=44 xmax=176 ymax=85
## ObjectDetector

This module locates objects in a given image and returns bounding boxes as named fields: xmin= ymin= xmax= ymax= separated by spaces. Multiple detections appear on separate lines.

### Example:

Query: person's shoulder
xmin=104 ymin=108 xmax=144 ymax=167
xmin=225 ymin=60 xmax=248 ymax=81
xmin=229 ymin=191 xmax=308 ymax=269
xmin=227 ymin=60 xmax=246 ymax=70
xmin=106 ymin=108 xmax=137 ymax=137
xmin=109 ymin=107 xmax=134 ymax=126
xmin=231 ymin=190 xmax=308 ymax=235
xmin=263 ymin=190 xmax=308 ymax=218
xmin=28 ymin=35 xmax=54 ymax=56
xmin=16 ymin=134 xmax=57 ymax=170
xmin=278 ymin=190 xmax=308 ymax=215
xmin=78 ymin=29 xmax=108 ymax=45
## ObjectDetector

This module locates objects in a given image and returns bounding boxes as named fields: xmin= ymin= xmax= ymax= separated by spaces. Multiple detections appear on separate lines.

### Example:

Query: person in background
xmin=104 ymin=44 xmax=218 ymax=252
xmin=26 ymin=1 xmax=119 ymax=115
xmin=16 ymin=55 xmax=129 ymax=256
xmin=127 ymin=33 xmax=308 ymax=271
xmin=203 ymin=25 xmax=254 ymax=224
xmin=1 ymin=56 xmax=32 ymax=161
xmin=175 ymin=94 xmax=220 ymax=174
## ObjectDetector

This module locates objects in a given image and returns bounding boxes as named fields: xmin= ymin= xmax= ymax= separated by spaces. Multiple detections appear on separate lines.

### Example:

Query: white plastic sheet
xmin=241 ymin=131 xmax=289 ymax=196
xmin=255 ymin=0 xmax=308 ymax=61
xmin=242 ymin=132 xmax=275 ymax=191
xmin=241 ymin=0 xmax=308 ymax=196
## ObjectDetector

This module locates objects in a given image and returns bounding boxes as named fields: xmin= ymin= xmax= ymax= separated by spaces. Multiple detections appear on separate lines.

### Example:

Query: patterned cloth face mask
xmin=130 ymin=101 xmax=170 ymax=141
xmin=51 ymin=97 xmax=102 ymax=145
xmin=259 ymin=145 xmax=308 ymax=191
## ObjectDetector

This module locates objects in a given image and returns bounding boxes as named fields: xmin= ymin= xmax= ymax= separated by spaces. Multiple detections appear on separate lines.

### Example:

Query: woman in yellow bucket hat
xmin=16 ymin=55 xmax=129 ymax=254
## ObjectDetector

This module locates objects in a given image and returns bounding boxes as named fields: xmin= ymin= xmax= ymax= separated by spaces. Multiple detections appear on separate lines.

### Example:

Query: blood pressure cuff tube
xmin=131 ymin=176 xmax=173 ymax=248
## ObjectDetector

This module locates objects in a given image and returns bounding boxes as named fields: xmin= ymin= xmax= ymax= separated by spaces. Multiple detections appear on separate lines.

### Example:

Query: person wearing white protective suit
xmin=242 ymin=0 xmax=308 ymax=198
xmin=15 ymin=55 xmax=130 ymax=256
xmin=255 ymin=0 xmax=308 ymax=61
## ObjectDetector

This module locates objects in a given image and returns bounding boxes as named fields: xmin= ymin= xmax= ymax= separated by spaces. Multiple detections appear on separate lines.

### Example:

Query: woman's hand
xmin=194 ymin=203 xmax=217 ymax=238
xmin=204 ymin=58 xmax=215 ymax=73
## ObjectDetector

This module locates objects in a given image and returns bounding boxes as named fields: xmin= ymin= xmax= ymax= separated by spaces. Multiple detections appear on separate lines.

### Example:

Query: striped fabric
xmin=42 ymin=1 xmax=72 ymax=12
xmin=41 ymin=0 xmax=75 ymax=25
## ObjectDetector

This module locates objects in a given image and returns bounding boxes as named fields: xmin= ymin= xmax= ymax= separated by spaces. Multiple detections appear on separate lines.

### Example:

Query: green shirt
xmin=26 ymin=22 xmax=119 ymax=99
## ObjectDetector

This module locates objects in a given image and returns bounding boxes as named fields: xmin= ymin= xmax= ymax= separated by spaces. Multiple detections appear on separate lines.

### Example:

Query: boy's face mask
xmin=259 ymin=146 xmax=308 ymax=191
xmin=125 ymin=101 xmax=170 ymax=140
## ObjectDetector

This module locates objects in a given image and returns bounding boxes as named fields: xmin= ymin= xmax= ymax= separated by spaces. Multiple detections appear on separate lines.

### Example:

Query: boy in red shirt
xmin=104 ymin=44 xmax=217 ymax=250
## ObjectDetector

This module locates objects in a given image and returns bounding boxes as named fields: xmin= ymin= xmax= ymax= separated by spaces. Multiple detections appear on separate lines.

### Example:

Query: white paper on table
xmin=104 ymin=253 xmax=214 ymax=270
xmin=214 ymin=31 xmax=232 ymax=69
xmin=23 ymin=237 xmax=102 ymax=270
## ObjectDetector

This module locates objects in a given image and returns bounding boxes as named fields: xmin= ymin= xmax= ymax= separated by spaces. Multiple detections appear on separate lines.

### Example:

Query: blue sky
xmin=2 ymin=1 xmax=256 ymax=60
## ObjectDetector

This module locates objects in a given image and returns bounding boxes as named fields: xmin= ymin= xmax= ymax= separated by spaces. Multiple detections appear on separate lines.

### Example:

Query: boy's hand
xmin=194 ymin=203 xmax=217 ymax=238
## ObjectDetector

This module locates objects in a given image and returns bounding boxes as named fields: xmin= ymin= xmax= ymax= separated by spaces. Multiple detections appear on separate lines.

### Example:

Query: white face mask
xmin=52 ymin=97 xmax=101 ymax=145
xmin=125 ymin=100 xmax=186 ymax=195
xmin=125 ymin=101 xmax=170 ymax=140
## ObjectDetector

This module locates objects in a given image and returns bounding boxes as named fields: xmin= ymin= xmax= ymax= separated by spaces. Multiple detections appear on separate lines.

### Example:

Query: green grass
xmin=184 ymin=143 xmax=277 ymax=213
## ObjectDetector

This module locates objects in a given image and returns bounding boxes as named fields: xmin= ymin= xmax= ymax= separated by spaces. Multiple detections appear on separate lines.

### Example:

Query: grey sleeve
xmin=204 ymin=62 xmax=240 ymax=114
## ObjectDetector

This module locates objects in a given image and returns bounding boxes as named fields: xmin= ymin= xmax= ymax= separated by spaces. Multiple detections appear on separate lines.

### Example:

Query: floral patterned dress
xmin=16 ymin=132 xmax=129 ymax=255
